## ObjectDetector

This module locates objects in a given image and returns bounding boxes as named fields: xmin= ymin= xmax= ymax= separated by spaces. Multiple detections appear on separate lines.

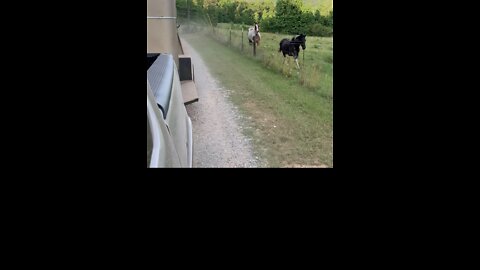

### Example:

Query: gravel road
xmin=181 ymin=37 xmax=262 ymax=168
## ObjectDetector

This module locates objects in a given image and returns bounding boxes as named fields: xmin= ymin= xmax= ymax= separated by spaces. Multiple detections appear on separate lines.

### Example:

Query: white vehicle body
xmin=147 ymin=0 xmax=198 ymax=168
xmin=147 ymin=54 xmax=193 ymax=167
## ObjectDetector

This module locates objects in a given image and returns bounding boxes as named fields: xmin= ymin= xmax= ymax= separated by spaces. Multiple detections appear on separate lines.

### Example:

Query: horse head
xmin=296 ymin=34 xmax=306 ymax=50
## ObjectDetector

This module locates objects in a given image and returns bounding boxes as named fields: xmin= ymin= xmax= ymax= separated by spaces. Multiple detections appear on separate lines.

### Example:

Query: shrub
xmin=310 ymin=24 xmax=333 ymax=37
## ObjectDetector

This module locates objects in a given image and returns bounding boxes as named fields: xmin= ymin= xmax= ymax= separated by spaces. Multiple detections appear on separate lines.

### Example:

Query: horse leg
xmin=293 ymin=50 xmax=300 ymax=69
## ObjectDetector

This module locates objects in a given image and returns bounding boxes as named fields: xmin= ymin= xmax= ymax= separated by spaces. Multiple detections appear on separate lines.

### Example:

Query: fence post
xmin=253 ymin=39 xmax=256 ymax=57
xmin=241 ymin=26 xmax=244 ymax=51
xmin=229 ymin=27 xmax=232 ymax=47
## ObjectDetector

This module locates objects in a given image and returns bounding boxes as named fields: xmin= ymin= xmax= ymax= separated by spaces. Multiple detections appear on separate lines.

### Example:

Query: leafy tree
xmin=176 ymin=0 xmax=333 ymax=36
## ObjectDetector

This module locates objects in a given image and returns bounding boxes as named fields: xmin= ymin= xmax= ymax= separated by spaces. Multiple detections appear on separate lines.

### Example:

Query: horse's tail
xmin=279 ymin=41 xmax=282 ymax=52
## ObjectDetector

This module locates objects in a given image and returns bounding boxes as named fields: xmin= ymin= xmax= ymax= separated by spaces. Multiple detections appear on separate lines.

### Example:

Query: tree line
xmin=176 ymin=0 xmax=333 ymax=37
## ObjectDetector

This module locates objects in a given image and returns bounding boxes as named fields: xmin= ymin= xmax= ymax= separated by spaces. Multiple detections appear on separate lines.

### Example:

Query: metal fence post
xmin=241 ymin=26 xmax=244 ymax=51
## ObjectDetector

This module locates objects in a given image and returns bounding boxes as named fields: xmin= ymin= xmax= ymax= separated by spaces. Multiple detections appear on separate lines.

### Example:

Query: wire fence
xmin=184 ymin=24 xmax=332 ymax=95
xmin=209 ymin=26 xmax=266 ymax=59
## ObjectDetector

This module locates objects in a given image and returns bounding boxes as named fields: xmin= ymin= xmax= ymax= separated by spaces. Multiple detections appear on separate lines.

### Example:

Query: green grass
xmin=209 ymin=26 xmax=333 ymax=98
xmin=182 ymin=31 xmax=333 ymax=167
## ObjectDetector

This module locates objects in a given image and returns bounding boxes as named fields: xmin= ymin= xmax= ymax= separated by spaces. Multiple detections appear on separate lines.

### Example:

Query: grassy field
xmin=208 ymin=24 xmax=333 ymax=98
xmin=181 ymin=30 xmax=333 ymax=167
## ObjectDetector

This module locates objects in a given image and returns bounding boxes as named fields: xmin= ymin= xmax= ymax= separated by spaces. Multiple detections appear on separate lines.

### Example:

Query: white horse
xmin=247 ymin=23 xmax=261 ymax=46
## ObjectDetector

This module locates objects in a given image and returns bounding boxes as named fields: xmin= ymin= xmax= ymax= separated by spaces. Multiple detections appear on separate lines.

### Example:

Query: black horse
xmin=279 ymin=34 xmax=306 ymax=69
